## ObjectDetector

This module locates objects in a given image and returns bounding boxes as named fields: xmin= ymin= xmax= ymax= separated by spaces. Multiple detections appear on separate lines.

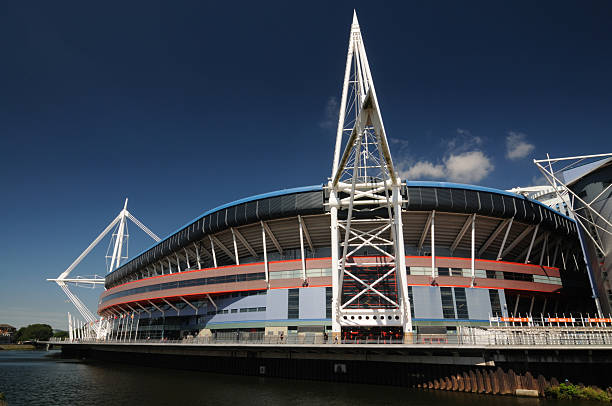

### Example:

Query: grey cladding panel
xmin=296 ymin=192 xmax=324 ymax=214
xmin=451 ymin=189 xmax=466 ymax=211
xmin=420 ymin=188 xmax=437 ymax=210
xmin=280 ymin=195 xmax=296 ymax=216
xmin=406 ymin=188 xmax=422 ymax=210
xmin=436 ymin=188 xmax=452 ymax=211
xmin=479 ymin=192 xmax=493 ymax=215
xmin=245 ymin=201 xmax=258 ymax=224
xmin=465 ymin=190 xmax=480 ymax=213
xmin=491 ymin=194 xmax=505 ymax=217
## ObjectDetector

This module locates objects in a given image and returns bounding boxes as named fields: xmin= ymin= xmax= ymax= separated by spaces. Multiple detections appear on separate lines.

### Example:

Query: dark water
xmin=0 ymin=350 xmax=588 ymax=406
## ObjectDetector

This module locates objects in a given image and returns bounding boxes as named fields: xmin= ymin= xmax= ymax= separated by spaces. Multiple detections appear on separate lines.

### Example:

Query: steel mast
xmin=534 ymin=153 xmax=612 ymax=317
xmin=48 ymin=199 xmax=160 ymax=338
xmin=329 ymin=11 xmax=412 ymax=341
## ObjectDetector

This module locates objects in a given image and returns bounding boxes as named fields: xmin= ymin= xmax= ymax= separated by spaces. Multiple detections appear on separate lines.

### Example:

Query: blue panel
xmin=299 ymin=287 xmax=326 ymax=319
xmin=465 ymin=288 xmax=491 ymax=320
xmin=412 ymin=286 xmax=443 ymax=319
xmin=266 ymin=289 xmax=288 ymax=320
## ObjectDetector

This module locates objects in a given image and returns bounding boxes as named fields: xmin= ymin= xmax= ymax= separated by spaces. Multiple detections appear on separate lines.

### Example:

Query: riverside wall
xmin=55 ymin=342 xmax=612 ymax=396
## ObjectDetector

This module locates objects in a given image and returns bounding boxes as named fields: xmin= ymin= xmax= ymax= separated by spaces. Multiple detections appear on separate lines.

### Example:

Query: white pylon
xmin=49 ymin=199 xmax=160 ymax=335
xmin=534 ymin=153 xmax=612 ymax=317
xmin=328 ymin=11 xmax=412 ymax=339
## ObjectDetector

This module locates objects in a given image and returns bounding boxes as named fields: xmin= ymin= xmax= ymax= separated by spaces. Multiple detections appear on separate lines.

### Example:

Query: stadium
xmin=99 ymin=181 xmax=590 ymax=341
xmin=55 ymin=13 xmax=598 ymax=343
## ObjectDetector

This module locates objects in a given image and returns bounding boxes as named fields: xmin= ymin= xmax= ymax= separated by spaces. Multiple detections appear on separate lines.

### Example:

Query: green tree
xmin=15 ymin=324 xmax=53 ymax=341
xmin=53 ymin=330 xmax=69 ymax=339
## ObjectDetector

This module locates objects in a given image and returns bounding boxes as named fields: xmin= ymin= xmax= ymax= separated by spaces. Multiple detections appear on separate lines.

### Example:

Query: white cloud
xmin=319 ymin=96 xmax=339 ymax=129
xmin=445 ymin=151 xmax=494 ymax=183
xmin=403 ymin=161 xmax=445 ymax=179
xmin=506 ymin=131 xmax=535 ymax=160
xmin=400 ymin=150 xmax=494 ymax=183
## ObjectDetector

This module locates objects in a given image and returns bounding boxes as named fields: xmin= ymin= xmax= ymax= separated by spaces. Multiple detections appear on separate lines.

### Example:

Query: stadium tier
xmin=99 ymin=181 xmax=592 ymax=340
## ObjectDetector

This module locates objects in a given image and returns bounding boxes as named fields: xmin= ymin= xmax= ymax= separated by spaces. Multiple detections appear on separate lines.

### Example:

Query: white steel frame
xmin=49 ymin=199 xmax=160 ymax=339
xmin=534 ymin=153 xmax=612 ymax=317
xmin=328 ymin=12 xmax=411 ymax=336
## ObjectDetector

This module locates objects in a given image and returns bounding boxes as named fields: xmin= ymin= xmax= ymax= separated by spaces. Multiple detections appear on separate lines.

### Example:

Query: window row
xmin=206 ymin=307 xmax=266 ymax=315
xmin=101 ymin=272 xmax=267 ymax=303
xmin=407 ymin=266 xmax=562 ymax=285
xmin=269 ymin=268 xmax=332 ymax=280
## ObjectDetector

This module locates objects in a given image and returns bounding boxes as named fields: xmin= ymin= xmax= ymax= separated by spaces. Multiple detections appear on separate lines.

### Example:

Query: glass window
xmin=440 ymin=287 xmax=455 ymax=319
xmin=437 ymin=267 xmax=450 ymax=276
xmin=454 ymin=288 xmax=469 ymax=319
xmin=407 ymin=286 xmax=415 ymax=318
xmin=325 ymin=287 xmax=332 ymax=319
xmin=288 ymin=289 xmax=299 ymax=319
xmin=450 ymin=268 xmax=463 ymax=277
xmin=489 ymin=289 xmax=502 ymax=316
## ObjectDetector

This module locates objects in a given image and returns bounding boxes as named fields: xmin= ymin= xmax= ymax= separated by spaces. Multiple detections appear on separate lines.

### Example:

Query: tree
xmin=15 ymin=324 xmax=53 ymax=341
xmin=53 ymin=330 xmax=69 ymax=339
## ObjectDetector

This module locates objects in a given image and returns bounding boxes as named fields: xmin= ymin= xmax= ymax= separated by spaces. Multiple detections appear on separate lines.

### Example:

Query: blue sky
xmin=1 ymin=1 xmax=612 ymax=329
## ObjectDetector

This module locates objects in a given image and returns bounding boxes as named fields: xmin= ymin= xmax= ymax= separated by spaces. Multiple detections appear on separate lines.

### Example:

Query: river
xmin=0 ymin=350 xmax=590 ymax=406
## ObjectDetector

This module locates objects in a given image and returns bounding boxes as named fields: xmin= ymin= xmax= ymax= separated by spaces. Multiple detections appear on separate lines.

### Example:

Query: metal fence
xmin=49 ymin=327 xmax=612 ymax=347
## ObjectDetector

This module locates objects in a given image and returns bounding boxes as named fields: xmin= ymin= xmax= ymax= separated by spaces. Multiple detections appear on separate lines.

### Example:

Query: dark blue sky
xmin=1 ymin=1 xmax=611 ymax=328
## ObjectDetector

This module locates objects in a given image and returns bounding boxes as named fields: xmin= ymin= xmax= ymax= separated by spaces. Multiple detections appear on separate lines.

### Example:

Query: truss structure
xmin=48 ymin=199 xmax=160 ymax=338
xmin=534 ymin=153 xmax=612 ymax=316
xmin=328 ymin=12 xmax=411 ymax=337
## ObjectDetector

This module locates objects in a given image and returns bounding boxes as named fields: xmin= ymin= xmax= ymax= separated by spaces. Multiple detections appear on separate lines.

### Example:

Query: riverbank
xmin=0 ymin=350 xmax=583 ymax=406
xmin=0 ymin=344 xmax=35 ymax=350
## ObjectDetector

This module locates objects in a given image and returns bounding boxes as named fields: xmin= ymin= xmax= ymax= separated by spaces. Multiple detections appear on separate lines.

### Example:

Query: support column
xmin=231 ymin=228 xmax=240 ymax=265
xmin=68 ymin=313 xmax=73 ymax=342
xmin=209 ymin=236 xmax=218 ymax=268
xmin=431 ymin=210 xmax=436 ymax=278
xmin=184 ymin=248 xmax=190 ymax=269
xmin=524 ymin=224 xmax=539 ymax=264
xmin=262 ymin=223 xmax=269 ymax=285
xmin=298 ymin=216 xmax=306 ymax=282
xmin=330 ymin=189 xmax=341 ymax=340
xmin=393 ymin=185 xmax=412 ymax=338
xmin=471 ymin=214 xmax=476 ymax=287
xmin=194 ymin=243 xmax=201 ymax=269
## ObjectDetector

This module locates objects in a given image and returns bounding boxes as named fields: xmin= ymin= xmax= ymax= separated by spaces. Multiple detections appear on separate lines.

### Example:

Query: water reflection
xmin=0 ymin=351 xmax=583 ymax=406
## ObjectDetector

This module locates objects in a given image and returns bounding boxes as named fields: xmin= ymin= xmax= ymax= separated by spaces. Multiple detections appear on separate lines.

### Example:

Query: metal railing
xmin=48 ymin=327 xmax=612 ymax=347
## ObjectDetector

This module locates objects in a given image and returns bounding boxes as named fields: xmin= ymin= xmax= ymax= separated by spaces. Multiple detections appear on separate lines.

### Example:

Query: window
xmin=450 ymin=268 xmax=463 ymax=277
xmin=503 ymin=272 xmax=533 ymax=282
xmin=489 ymin=289 xmax=502 ymax=316
xmin=231 ymin=309 xmax=238 ymax=313
xmin=438 ymin=267 xmax=450 ymax=276
xmin=325 ymin=287 xmax=332 ymax=319
xmin=441 ymin=287 xmax=455 ymax=319
xmin=288 ymin=289 xmax=299 ymax=319
xmin=454 ymin=288 xmax=469 ymax=319
xmin=407 ymin=286 xmax=415 ymax=319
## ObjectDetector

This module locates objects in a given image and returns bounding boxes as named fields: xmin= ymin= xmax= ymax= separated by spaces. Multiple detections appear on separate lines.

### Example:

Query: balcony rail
xmin=49 ymin=326 xmax=612 ymax=347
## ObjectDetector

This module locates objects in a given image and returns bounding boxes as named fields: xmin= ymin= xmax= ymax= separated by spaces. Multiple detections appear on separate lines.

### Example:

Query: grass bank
xmin=0 ymin=344 xmax=36 ymax=350
xmin=545 ymin=383 xmax=611 ymax=402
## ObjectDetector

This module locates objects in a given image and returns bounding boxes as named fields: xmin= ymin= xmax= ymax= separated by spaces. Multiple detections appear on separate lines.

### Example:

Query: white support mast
xmin=48 ymin=199 xmax=161 ymax=338
xmin=534 ymin=153 xmax=612 ymax=317
xmin=328 ymin=11 xmax=412 ymax=341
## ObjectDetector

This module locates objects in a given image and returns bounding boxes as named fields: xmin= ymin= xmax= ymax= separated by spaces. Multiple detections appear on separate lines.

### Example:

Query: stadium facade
xmin=88 ymin=13 xmax=596 ymax=341
xmin=99 ymin=181 xmax=591 ymax=340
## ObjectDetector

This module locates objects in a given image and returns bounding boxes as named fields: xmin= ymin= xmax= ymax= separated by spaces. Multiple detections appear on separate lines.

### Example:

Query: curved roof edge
xmin=405 ymin=180 xmax=575 ymax=222
xmin=108 ymin=185 xmax=323 ymax=278
xmin=108 ymin=181 xmax=574 ymax=281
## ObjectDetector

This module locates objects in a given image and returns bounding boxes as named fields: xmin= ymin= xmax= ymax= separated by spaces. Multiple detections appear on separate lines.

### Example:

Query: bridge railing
xmin=48 ymin=327 xmax=612 ymax=346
